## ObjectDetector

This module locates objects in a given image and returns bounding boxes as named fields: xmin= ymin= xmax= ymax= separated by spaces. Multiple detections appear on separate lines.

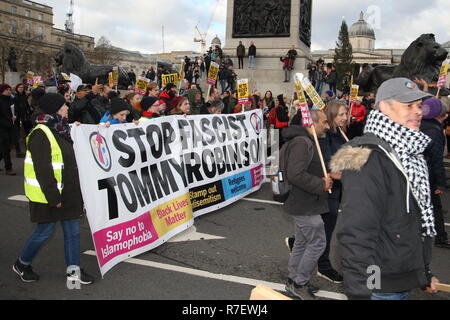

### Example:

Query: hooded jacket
xmin=282 ymin=125 xmax=328 ymax=216
xmin=329 ymin=133 xmax=432 ymax=300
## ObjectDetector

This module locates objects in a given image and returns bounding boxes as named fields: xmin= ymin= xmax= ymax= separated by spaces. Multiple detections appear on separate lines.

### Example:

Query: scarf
xmin=35 ymin=113 xmax=72 ymax=143
xmin=364 ymin=110 xmax=436 ymax=237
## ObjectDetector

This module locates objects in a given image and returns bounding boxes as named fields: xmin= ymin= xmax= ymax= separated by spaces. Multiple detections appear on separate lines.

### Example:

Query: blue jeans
xmin=19 ymin=219 xmax=81 ymax=267
xmin=315 ymin=81 xmax=324 ymax=97
xmin=371 ymin=292 xmax=410 ymax=300
xmin=248 ymin=56 xmax=255 ymax=69
xmin=220 ymin=80 xmax=227 ymax=94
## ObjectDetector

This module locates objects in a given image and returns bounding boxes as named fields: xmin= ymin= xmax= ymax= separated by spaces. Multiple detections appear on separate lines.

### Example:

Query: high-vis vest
xmin=24 ymin=124 xmax=64 ymax=203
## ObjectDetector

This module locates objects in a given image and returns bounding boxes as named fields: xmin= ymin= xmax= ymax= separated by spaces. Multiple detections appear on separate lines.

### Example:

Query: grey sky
xmin=40 ymin=0 xmax=450 ymax=53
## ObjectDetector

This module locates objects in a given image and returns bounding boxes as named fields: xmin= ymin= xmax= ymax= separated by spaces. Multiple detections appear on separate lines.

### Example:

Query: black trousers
xmin=432 ymin=193 xmax=448 ymax=242
xmin=238 ymin=57 xmax=244 ymax=69
xmin=0 ymin=130 xmax=13 ymax=170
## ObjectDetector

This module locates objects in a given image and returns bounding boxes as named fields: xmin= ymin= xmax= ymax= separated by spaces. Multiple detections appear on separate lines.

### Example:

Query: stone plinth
xmin=223 ymin=0 xmax=313 ymax=97
xmin=4 ymin=72 xmax=21 ymax=86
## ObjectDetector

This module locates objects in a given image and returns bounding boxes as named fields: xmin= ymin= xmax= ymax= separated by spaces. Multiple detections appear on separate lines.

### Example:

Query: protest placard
xmin=207 ymin=62 xmax=219 ymax=86
xmin=162 ymin=73 xmax=179 ymax=87
xmin=134 ymin=77 xmax=150 ymax=96
xmin=237 ymin=79 xmax=250 ymax=105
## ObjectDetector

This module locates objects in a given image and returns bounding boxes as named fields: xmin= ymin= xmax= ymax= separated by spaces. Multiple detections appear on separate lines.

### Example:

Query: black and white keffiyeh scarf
xmin=364 ymin=110 xmax=436 ymax=237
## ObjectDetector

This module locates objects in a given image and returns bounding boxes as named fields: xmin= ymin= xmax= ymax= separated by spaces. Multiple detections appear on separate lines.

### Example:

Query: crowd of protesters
xmin=1 ymin=50 xmax=449 ymax=301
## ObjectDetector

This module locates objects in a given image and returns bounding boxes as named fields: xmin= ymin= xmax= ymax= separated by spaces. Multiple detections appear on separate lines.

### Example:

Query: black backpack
xmin=271 ymin=136 xmax=313 ymax=202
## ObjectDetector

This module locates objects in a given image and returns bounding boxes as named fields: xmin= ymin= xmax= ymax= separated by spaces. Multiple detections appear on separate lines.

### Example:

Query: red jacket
xmin=351 ymin=103 xmax=366 ymax=123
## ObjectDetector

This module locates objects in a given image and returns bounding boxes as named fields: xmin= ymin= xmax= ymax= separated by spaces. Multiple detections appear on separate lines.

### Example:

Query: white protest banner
xmin=71 ymin=111 xmax=265 ymax=275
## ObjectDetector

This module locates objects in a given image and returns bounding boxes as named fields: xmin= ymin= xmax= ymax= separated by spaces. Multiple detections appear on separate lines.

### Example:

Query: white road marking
xmin=167 ymin=226 xmax=225 ymax=243
xmin=8 ymin=195 xmax=28 ymax=202
xmin=83 ymin=250 xmax=347 ymax=300
xmin=242 ymin=198 xmax=283 ymax=206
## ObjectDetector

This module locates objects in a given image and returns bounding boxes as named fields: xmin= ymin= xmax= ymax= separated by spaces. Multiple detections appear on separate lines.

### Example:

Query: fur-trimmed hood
xmin=330 ymin=133 xmax=395 ymax=173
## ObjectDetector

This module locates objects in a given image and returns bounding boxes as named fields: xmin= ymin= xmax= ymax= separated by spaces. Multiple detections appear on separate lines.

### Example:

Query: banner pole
xmin=311 ymin=124 xmax=331 ymax=194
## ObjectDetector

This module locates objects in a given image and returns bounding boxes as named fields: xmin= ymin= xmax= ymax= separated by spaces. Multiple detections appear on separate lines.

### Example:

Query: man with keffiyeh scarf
xmin=329 ymin=78 xmax=440 ymax=300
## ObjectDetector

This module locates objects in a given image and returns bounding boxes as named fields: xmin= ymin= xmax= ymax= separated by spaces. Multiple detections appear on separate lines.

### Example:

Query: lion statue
xmin=54 ymin=43 xmax=131 ymax=89
xmin=356 ymin=34 xmax=449 ymax=96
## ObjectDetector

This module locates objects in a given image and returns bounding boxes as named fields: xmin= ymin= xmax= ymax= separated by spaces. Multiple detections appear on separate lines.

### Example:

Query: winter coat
xmin=326 ymin=70 xmax=338 ymax=84
xmin=319 ymin=129 xmax=347 ymax=213
xmin=420 ymin=119 xmax=446 ymax=191
xmin=351 ymin=103 xmax=367 ymax=123
xmin=0 ymin=95 xmax=14 ymax=132
xmin=69 ymin=92 xmax=106 ymax=124
xmin=282 ymin=125 xmax=328 ymax=216
xmin=329 ymin=133 xmax=433 ymax=300
xmin=248 ymin=45 xmax=256 ymax=57
xmin=13 ymin=93 xmax=32 ymax=122
xmin=236 ymin=44 xmax=246 ymax=58
xmin=27 ymin=128 xmax=84 ymax=223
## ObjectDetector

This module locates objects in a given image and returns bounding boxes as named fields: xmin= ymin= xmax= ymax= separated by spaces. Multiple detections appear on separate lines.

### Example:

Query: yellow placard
xmin=108 ymin=72 xmax=114 ymax=88
xmin=350 ymin=85 xmax=359 ymax=99
xmin=112 ymin=67 xmax=119 ymax=86
xmin=295 ymin=81 xmax=308 ymax=106
xmin=149 ymin=193 xmax=193 ymax=237
xmin=134 ymin=77 xmax=150 ymax=96
xmin=237 ymin=79 xmax=249 ymax=104
xmin=302 ymin=78 xmax=325 ymax=110
xmin=162 ymin=73 xmax=179 ymax=87
xmin=207 ymin=62 xmax=219 ymax=85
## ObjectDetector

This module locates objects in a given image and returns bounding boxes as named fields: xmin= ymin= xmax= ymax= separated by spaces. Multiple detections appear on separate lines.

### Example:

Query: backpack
xmin=271 ymin=136 xmax=314 ymax=202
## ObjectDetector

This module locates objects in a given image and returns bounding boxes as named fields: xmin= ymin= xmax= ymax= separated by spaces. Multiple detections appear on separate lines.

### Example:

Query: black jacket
xmin=0 ymin=94 xmax=14 ymax=132
xmin=13 ymin=93 xmax=32 ymax=122
xmin=282 ymin=126 xmax=328 ymax=216
xmin=27 ymin=128 xmax=84 ymax=223
xmin=248 ymin=45 xmax=256 ymax=57
xmin=69 ymin=92 xmax=106 ymax=124
xmin=236 ymin=44 xmax=245 ymax=57
xmin=420 ymin=119 xmax=446 ymax=191
xmin=330 ymin=133 xmax=432 ymax=299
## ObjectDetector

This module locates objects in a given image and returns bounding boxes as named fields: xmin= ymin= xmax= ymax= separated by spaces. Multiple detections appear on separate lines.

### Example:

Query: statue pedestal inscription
xmin=223 ymin=0 xmax=313 ymax=97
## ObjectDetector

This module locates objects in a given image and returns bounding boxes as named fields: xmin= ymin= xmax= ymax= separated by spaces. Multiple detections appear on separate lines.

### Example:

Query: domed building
xmin=311 ymin=11 xmax=406 ymax=68
xmin=349 ymin=12 xmax=375 ymax=51
xmin=211 ymin=35 xmax=222 ymax=49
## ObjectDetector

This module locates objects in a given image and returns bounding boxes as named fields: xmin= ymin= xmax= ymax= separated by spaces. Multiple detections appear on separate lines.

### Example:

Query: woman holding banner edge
xmin=13 ymin=93 xmax=94 ymax=285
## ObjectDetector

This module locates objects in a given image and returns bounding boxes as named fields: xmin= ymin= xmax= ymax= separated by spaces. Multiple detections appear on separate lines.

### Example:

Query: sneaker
xmin=435 ymin=240 xmax=450 ymax=249
xmin=285 ymin=237 xmax=294 ymax=255
xmin=13 ymin=260 xmax=39 ymax=282
xmin=285 ymin=279 xmax=316 ymax=300
xmin=317 ymin=269 xmax=344 ymax=283
xmin=286 ymin=278 xmax=319 ymax=294
xmin=5 ymin=170 xmax=16 ymax=176
xmin=67 ymin=269 xmax=95 ymax=285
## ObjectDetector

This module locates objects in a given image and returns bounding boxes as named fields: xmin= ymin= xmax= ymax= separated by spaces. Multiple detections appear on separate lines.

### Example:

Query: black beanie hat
xmin=141 ymin=96 xmax=158 ymax=110
xmin=110 ymin=98 xmax=130 ymax=115
xmin=31 ymin=88 xmax=46 ymax=101
xmin=39 ymin=93 xmax=66 ymax=114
